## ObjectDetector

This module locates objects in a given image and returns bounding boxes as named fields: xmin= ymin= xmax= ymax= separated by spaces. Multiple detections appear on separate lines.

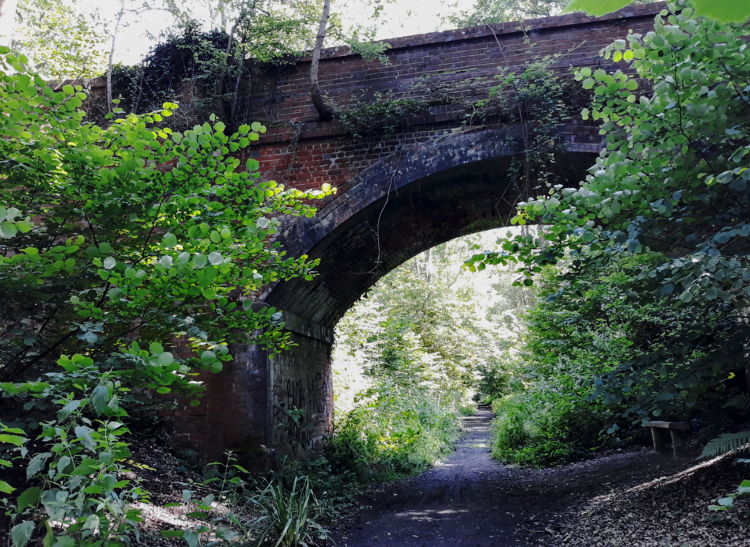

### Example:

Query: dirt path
xmin=338 ymin=409 xmax=525 ymax=546
xmin=334 ymin=409 xmax=749 ymax=547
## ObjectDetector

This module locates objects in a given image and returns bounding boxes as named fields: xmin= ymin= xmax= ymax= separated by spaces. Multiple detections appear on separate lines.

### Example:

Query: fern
xmin=725 ymin=393 xmax=750 ymax=412
xmin=700 ymin=430 xmax=750 ymax=458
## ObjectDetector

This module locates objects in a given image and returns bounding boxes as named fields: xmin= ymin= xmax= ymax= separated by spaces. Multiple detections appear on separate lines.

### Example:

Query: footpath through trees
xmin=335 ymin=409 xmax=750 ymax=546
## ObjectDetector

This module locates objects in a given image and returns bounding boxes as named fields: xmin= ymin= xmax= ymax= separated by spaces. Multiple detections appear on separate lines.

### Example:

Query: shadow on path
xmin=335 ymin=408 xmax=705 ymax=547
xmin=339 ymin=409 xmax=526 ymax=547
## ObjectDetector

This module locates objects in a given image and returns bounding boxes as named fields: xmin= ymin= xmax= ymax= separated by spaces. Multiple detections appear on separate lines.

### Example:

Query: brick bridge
xmin=163 ymin=3 xmax=663 ymax=463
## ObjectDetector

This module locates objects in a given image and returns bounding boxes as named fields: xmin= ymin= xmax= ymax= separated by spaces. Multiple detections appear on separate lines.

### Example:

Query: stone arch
xmin=264 ymin=126 xmax=598 ymax=327
xmin=170 ymin=126 xmax=600 ymax=463
xmin=156 ymin=1 xmax=665 ymax=462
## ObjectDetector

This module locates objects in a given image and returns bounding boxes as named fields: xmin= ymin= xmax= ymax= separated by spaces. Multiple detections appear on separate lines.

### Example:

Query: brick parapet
xmin=242 ymin=3 xmax=663 ymax=135
xmin=299 ymin=2 xmax=664 ymax=62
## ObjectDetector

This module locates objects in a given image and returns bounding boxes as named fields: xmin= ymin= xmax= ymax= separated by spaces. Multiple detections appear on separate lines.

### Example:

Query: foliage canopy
xmin=0 ymin=44 xmax=331 ymax=545
xmin=470 ymin=2 xmax=750 ymax=315
xmin=565 ymin=0 xmax=750 ymax=22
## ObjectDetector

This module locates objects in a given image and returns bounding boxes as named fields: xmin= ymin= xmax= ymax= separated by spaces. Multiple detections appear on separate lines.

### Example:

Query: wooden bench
xmin=647 ymin=421 xmax=689 ymax=457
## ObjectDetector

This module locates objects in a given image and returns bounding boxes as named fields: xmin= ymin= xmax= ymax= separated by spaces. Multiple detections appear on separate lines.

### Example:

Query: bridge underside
xmin=267 ymin=148 xmax=597 ymax=328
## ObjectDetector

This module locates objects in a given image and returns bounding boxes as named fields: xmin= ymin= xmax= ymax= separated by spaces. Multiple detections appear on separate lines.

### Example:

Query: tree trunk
xmin=0 ymin=0 xmax=18 ymax=47
xmin=107 ymin=0 xmax=127 ymax=113
xmin=310 ymin=0 xmax=333 ymax=121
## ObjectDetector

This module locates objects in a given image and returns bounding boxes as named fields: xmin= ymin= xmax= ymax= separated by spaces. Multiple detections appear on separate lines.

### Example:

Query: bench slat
xmin=647 ymin=421 xmax=689 ymax=431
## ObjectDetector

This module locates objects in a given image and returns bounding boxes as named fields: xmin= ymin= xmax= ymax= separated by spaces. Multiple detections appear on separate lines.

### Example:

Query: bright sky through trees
xmin=90 ymin=0 xmax=465 ymax=65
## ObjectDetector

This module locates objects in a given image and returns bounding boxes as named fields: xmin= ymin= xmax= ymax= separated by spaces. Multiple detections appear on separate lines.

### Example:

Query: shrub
xmin=327 ymin=382 xmax=461 ymax=482
xmin=254 ymin=476 xmax=331 ymax=547
xmin=459 ymin=404 xmax=477 ymax=416
xmin=0 ymin=45 xmax=330 ymax=545
xmin=491 ymin=389 xmax=609 ymax=466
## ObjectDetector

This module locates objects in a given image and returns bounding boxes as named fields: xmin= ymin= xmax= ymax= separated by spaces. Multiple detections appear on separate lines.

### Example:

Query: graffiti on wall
xmin=271 ymin=372 xmax=331 ymax=453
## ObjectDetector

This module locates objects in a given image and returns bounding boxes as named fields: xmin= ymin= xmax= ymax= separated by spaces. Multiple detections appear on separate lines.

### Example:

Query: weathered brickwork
xmin=268 ymin=320 xmax=334 ymax=453
xmin=147 ymin=4 xmax=664 ymax=463
xmin=246 ymin=3 xmax=662 ymax=195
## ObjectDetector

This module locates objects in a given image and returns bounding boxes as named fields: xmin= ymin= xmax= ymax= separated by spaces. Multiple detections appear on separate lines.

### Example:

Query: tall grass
xmin=254 ymin=476 xmax=332 ymax=547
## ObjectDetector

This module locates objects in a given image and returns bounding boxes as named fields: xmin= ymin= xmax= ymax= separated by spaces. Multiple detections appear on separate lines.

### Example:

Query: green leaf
xmin=150 ymin=342 xmax=164 ymax=355
xmin=186 ymin=511 xmax=209 ymax=518
xmin=0 ymin=222 xmax=18 ymax=238
xmin=72 ymin=458 xmax=100 ymax=475
xmin=183 ymin=530 xmax=200 ymax=547
xmin=202 ymin=288 xmax=216 ymax=299
xmin=11 ymin=521 xmax=35 ymax=547
xmin=700 ymin=431 xmax=750 ymax=458
xmin=17 ymin=487 xmax=41 ymax=511
xmin=57 ymin=456 xmax=71 ymax=474
xmin=83 ymin=514 xmax=100 ymax=531
xmin=108 ymin=288 xmax=123 ymax=301
xmin=75 ymin=426 xmax=97 ymax=451
xmin=0 ymin=480 xmax=15 ymax=493
xmin=215 ymin=527 xmax=238 ymax=541
xmin=163 ymin=232 xmax=178 ymax=247
xmin=43 ymin=521 xmax=54 ymax=547
xmin=193 ymin=254 xmax=207 ymax=269
xmin=91 ymin=385 xmax=110 ymax=415
xmin=52 ymin=537 xmax=75 ymax=547
xmin=0 ymin=433 xmax=27 ymax=446
xmin=57 ymin=399 xmax=81 ymax=421
xmin=26 ymin=453 xmax=51 ymax=479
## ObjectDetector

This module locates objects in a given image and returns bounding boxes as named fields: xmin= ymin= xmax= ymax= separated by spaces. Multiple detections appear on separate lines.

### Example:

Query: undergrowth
xmin=490 ymin=391 xmax=609 ymax=466
xmin=326 ymin=383 xmax=462 ymax=482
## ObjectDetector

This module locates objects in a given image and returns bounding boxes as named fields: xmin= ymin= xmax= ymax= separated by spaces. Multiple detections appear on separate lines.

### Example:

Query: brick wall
xmin=268 ymin=313 xmax=334 ymax=456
